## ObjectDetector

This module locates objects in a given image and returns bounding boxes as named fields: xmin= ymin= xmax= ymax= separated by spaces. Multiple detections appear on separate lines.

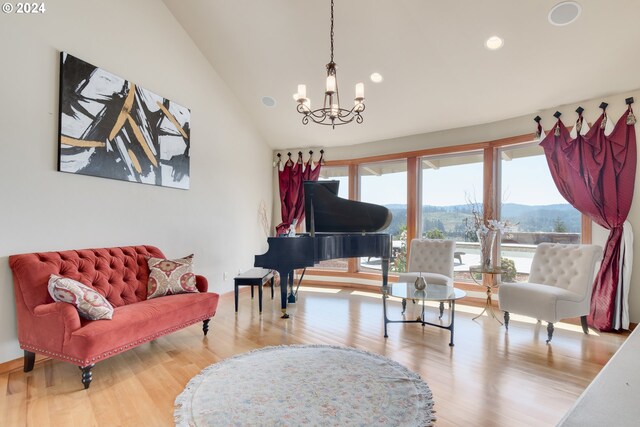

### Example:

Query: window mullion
xmin=406 ymin=157 xmax=418 ymax=251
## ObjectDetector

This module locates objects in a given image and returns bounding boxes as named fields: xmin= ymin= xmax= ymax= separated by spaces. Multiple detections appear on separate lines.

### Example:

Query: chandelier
xmin=294 ymin=0 xmax=365 ymax=128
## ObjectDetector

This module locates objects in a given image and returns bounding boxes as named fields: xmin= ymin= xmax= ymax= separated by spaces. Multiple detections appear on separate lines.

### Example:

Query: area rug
xmin=174 ymin=344 xmax=435 ymax=426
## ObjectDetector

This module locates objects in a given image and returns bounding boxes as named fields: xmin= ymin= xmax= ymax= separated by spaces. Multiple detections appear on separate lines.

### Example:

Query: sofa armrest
xmin=25 ymin=302 xmax=82 ymax=350
xmin=195 ymin=275 xmax=208 ymax=293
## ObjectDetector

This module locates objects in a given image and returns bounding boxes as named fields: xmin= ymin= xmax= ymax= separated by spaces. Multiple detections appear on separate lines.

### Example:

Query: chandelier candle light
xmin=294 ymin=0 xmax=365 ymax=128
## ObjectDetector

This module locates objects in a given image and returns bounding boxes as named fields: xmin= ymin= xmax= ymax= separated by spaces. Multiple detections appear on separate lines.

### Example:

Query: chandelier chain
xmin=295 ymin=0 xmax=365 ymax=128
xmin=330 ymin=0 xmax=334 ymax=63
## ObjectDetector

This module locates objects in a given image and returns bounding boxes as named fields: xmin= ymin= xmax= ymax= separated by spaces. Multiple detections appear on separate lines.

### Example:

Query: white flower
xmin=487 ymin=219 xmax=511 ymax=232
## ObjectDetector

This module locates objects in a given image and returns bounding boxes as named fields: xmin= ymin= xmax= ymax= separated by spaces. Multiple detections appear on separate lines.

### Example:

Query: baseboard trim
xmin=0 ymin=353 xmax=50 ymax=376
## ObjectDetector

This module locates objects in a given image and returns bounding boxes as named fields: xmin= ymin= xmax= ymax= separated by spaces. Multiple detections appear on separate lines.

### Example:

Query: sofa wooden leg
xmin=546 ymin=323 xmax=554 ymax=344
xmin=80 ymin=364 xmax=94 ymax=389
xmin=24 ymin=350 xmax=35 ymax=372
xmin=580 ymin=315 xmax=589 ymax=335
xmin=203 ymin=319 xmax=210 ymax=336
xmin=504 ymin=311 xmax=510 ymax=330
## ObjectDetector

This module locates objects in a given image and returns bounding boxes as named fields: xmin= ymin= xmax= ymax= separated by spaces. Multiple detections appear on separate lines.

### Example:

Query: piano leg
xmin=382 ymin=289 xmax=389 ymax=338
xmin=287 ymin=271 xmax=296 ymax=304
xmin=381 ymin=256 xmax=390 ymax=288
xmin=277 ymin=268 xmax=291 ymax=319
xmin=382 ymin=255 xmax=390 ymax=338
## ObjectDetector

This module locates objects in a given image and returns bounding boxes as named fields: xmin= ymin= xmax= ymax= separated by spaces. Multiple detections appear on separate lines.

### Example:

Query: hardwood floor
xmin=0 ymin=286 xmax=627 ymax=426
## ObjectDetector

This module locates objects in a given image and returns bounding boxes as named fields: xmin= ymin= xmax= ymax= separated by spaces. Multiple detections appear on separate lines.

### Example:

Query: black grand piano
xmin=255 ymin=181 xmax=392 ymax=318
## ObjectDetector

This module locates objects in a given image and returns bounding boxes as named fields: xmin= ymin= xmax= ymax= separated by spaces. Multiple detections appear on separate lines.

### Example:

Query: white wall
xmin=0 ymin=0 xmax=272 ymax=363
xmin=274 ymin=89 xmax=640 ymax=324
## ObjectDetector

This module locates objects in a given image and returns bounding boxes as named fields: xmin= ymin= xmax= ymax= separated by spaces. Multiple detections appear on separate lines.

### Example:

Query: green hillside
xmin=382 ymin=203 xmax=580 ymax=239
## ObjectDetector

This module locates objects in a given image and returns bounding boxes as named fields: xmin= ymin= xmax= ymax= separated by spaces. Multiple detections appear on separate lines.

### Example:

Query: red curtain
xmin=275 ymin=153 xmax=322 ymax=235
xmin=540 ymin=107 xmax=636 ymax=330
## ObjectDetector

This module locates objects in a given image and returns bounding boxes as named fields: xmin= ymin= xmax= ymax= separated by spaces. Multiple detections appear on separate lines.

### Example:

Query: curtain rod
xmin=534 ymin=98 xmax=635 ymax=124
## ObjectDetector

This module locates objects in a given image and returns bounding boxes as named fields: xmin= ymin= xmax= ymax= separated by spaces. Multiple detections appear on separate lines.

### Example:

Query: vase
xmin=477 ymin=229 xmax=498 ymax=270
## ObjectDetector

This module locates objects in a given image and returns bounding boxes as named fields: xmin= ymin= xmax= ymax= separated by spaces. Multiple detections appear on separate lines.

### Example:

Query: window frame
xmin=315 ymin=165 xmax=351 ymax=271
xmin=357 ymin=159 xmax=409 ymax=273
xmin=417 ymin=149 xmax=486 ymax=238
xmin=496 ymin=140 xmax=585 ymax=239
xmin=417 ymin=149 xmax=486 ymax=282
xmin=304 ymin=133 xmax=591 ymax=283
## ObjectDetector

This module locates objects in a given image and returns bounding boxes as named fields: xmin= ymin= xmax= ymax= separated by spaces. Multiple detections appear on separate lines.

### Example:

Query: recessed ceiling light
xmin=261 ymin=96 xmax=276 ymax=107
xmin=370 ymin=72 xmax=383 ymax=83
xmin=485 ymin=36 xmax=504 ymax=50
xmin=549 ymin=1 xmax=582 ymax=26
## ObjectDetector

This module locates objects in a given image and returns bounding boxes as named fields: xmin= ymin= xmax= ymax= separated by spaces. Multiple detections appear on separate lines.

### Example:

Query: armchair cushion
xmin=407 ymin=239 xmax=456 ymax=278
xmin=528 ymin=243 xmax=601 ymax=296
xmin=498 ymin=243 xmax=603 ymax=325
xmin=499 ymin=282 xmax=584 ymax=323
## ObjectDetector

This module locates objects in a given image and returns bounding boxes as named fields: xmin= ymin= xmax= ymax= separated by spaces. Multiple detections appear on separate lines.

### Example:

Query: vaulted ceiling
xmin=163 ymin=0 xmax=640 ymax=149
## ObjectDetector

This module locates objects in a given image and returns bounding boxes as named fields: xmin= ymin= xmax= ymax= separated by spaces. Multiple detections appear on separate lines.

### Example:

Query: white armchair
xmin=498 ymin=243 xmax=603 ymax=343
xmin=398 ymin=239 xmax=456 ymax=317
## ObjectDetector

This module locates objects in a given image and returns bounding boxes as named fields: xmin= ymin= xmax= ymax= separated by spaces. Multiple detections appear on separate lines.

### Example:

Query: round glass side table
xmin=382 ymin=283 xmax=466 ymax=346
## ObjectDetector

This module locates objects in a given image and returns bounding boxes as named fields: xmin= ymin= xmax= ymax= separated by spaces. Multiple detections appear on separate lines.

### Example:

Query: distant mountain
xmin=385 ymin=204 xmax=409 ymax=210
xmin=380 ymin=202 xmax=580 ymax=237
xmin=501 ymin=203 xmax=575 ymax=217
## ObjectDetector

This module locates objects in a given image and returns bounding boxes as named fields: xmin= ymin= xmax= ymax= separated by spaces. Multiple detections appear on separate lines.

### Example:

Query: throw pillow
xmin=147 ymin=254 xmax=198 ymax=299
xmin=48 ymin=275 xmax=114 ymax=320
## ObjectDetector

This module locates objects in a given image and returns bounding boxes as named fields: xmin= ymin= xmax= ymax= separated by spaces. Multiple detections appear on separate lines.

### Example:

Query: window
xmin=420 ymin=151 xmax=484 ymax=282
xmin=359 ymin=160 xmax=407 ymax=272
xmin=305 ymin=132 xmax=589 ymax=285
xmin=498 ymin=143 xmax=581 ymax=282
xmin=315 ymin=166 xmax=350 ymax=270
xmin=318 ymin=165 xmax=349 ymax=199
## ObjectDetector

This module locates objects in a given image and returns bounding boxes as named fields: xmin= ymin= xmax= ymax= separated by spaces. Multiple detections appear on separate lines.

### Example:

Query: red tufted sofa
xmin=9 ymin=245 xmax=219 ymax=389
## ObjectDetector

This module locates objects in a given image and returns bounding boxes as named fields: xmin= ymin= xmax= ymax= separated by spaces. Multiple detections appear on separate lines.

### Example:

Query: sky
xmin=323 ymin=153 xmax=570 ymax=207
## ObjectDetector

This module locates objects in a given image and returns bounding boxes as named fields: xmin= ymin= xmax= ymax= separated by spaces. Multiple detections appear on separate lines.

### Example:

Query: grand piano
xmin=255 ymin=181 xmax=393 ymax=318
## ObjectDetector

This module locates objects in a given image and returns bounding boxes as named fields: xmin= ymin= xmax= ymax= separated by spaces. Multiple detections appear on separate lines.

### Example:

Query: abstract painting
xmin=58 ymin=52 xmax=191 ymax=189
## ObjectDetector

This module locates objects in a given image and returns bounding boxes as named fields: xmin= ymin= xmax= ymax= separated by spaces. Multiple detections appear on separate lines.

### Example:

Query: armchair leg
xmin=438 ymin=302 xmax=444 ymax=319
xmin=546 ymin=323 xmax=554 ymax=344
xmin=203 ymin=319 xmax=210 ymax=336
xmin=80 ymin=364 xmax=94 ymax=389
xmin=24 ymin=350 xmax=35 ymax=372
xmin=580 ymin=315 xmax=589 ymax=335
xmin=504 ymin=311 xmax=510 ymax=330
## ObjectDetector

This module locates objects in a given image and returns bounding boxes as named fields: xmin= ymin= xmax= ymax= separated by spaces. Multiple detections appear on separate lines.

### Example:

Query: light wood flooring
xmin=0 ymin=286 xmax=627 ymax=426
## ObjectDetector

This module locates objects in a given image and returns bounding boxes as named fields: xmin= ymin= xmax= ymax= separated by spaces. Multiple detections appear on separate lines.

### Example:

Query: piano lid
xmin=304 ymin=180 xmax=392 ymax=234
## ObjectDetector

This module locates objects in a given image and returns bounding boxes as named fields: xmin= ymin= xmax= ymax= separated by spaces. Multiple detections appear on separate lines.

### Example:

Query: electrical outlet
xmin=223 ymin=272 xmax=229 ymax=281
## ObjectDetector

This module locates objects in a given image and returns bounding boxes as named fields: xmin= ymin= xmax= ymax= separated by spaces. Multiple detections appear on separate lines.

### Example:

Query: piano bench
xmin=234 ymin=268 xmax=275 ymax=313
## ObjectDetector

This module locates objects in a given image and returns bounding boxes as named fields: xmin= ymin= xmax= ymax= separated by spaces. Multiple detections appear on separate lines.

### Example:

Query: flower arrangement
xmin=485 ymin=219 xmax=511 ymax=233
xmin=464 ymin=197 xmax=514 ymax=269
xmin=464 ymin=198 xmax=513 ymax=236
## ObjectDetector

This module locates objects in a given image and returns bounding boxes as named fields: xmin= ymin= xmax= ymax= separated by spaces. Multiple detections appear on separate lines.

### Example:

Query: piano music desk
xmin=234 ymin=268 xmax=274 ymax=313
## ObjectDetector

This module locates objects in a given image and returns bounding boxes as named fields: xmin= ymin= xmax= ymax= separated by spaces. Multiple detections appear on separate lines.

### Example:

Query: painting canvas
xmin=58 ymin=52 xmax=190 ymax=189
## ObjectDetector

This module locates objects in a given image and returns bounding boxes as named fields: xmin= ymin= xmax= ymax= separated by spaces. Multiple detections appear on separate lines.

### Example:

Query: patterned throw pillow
xmin=48 ymin=275 xmax=114 ymax=320
xmin=147 ymin=254 xmax=198 ymax=300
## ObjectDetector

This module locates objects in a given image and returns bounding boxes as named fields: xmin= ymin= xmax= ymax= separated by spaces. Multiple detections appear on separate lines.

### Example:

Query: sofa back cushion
xmin=9 ymin=245 xmax=165 ymax=310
